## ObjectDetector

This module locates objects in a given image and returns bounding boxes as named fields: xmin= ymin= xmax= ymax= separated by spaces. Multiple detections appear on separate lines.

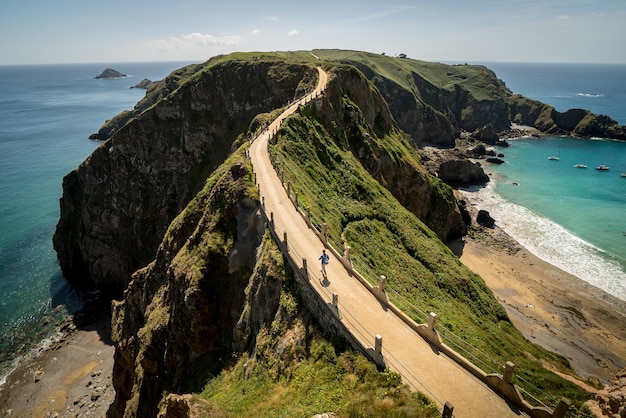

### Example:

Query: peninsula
xmin=3 ymin=50 xmax=625 ymax=418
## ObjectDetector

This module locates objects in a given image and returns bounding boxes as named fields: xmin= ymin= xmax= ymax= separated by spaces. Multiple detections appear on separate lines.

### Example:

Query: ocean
xmin=0 ymin=61 xmax=195 ymax=382
xmin=0 ymin=60 xmax=625 ymax=383
xmin=462 ymin=62 xmax=626 ymax=302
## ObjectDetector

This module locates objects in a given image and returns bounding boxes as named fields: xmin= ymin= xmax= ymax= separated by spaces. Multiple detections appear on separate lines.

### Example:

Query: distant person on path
xmin=319 ymin=249 xmax=329 ymax=276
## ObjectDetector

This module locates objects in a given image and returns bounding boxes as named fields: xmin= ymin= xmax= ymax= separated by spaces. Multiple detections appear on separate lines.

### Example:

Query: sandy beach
xmin=456 ymin=227 xmax=626 ymax=386
xmin=0 ymin=313 xmax=115 ymax=417
xmin=1 ymin=228 xmax=625 ymax=416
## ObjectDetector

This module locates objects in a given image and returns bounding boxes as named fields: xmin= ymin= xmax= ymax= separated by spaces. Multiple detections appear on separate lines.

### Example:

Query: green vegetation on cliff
xmin=268 ymin=101 xmax=590 ymax=408
xmin=195 ymin=234 xmax=439 ymax=418
xmin=82 ymin=50 xmax=611 ymax=417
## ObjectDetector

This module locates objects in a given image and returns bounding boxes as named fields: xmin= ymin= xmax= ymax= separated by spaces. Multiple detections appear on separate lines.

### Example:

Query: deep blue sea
xmin=0 ymin=61 xmax=195 ymax=382
xmin=0 ymin=61 xmax=625 ymax=384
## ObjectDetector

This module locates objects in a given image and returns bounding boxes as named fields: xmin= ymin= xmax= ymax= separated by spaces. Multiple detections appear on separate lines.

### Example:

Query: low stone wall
xmin=248 ymin=72 xmax=570 ymax=418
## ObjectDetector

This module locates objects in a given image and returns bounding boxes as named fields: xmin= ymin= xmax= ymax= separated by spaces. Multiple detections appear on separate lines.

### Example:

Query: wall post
xmin=442 ymin=401 xmax=454 ymax=418
xmin=428 ymin=312 xmax=438 ymax=330
xmin=375 ymin=334 xmax=383 ymax=355
xmin=504 ymin=362 xmax=515 ymax=384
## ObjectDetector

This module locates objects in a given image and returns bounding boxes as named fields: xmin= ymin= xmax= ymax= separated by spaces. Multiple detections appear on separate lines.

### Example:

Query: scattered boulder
xmin=438 ymin=159 xmax=490 ymax=187
xmin=473 ymin=124 xmax=499 ymax=145
xmin=95 ymin=68 xmax=127 ymax=79
xmin=596 ymin=367 xmax=626 ymax=418
xmin=486 ymin=157 xmax=505 ymax=164
xmin=476 ymin=210 xmax=495 ymax=228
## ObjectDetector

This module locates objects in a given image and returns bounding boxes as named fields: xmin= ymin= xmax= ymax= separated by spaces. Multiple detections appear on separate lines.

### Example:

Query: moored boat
xmin=596 ymin=164 xmax=610 ymax=171
xmin=574 ymin=164 xmax=587 ymax=168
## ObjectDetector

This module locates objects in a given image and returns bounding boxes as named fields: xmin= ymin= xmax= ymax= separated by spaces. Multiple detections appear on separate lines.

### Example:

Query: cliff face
xmin=508 ymin=94 xmax=626 ymax=140
xmin=54 ymin=60 xmax=318 ymax=294
xmin=62 ymin=52 xmax=601 ymax=415
xmin=108 ymin=155 xmax=294 ymax=417
xmin=317 ymin=66 xmax=465 ymax=239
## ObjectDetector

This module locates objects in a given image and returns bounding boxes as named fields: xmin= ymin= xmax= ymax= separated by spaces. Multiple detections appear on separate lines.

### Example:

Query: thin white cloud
xmin=252 ymin=29 xmax=260 ymax=35
xmin=182 ymin=32 xmax=241 ymax=46
xmin=558 ymin=15 xmax=569 ymax=20
xmin=146 ymin=32 xmax=241 ymax=53
xmin=264 ymin=16 xmax=279 ymax=21
xmin=288 ymin=29 xmax=299 ymax=36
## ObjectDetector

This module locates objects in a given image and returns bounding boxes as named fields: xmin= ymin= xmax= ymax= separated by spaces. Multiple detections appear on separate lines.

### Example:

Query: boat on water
xmin=621 ymin=172 xmax=626 ymax=177
xmin=548 ymin=155 xmax=559 ymax=161
xmin=574 ymin=164 xmax=587 ymax=168
xmin=596 ymin=164 xmax=610 ymax=171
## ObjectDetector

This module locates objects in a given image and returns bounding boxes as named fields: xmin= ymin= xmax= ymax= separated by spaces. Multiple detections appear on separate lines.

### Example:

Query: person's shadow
xmin=320 ymin=272 xmax=330 ymax=287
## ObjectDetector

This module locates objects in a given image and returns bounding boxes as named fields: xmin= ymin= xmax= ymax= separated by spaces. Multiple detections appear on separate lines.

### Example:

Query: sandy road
xmin=248 ymin=66 xmax=524 ymax=418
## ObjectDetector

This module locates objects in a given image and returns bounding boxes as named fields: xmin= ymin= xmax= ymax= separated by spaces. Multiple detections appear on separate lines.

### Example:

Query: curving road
xmin=248 ymin=66 xmax=524 ymax=418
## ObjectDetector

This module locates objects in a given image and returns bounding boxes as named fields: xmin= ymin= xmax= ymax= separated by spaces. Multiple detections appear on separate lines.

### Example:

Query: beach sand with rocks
xmin=1 ymin=227 xmax=625 ymax=416
xmin=0 ymin=315 xmax=115 ymax=417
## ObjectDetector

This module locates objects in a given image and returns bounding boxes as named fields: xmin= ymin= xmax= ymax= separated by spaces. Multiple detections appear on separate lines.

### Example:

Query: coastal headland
xmin=3 ymin=51 xmax=626 ymax=416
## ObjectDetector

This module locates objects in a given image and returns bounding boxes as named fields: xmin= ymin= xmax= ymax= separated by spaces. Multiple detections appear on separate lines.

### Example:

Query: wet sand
xmin=455 ymin=228 xmax=626 ymax=386
xmin=0 ymin=315 xmax=115 ymax=417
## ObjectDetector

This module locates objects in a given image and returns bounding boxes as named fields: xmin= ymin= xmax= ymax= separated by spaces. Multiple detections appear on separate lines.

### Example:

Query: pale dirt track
xmin=248 ymin=67 xmax=525 ymax=418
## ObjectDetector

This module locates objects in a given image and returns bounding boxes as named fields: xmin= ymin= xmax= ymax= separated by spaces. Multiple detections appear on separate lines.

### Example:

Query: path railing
xmin=247 ymin=70 xmax=571 ymax=418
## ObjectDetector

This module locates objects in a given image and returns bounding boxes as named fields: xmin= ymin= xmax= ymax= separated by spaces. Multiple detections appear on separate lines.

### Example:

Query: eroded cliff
xmin=54 ymin=59 xmax=318 ymax=294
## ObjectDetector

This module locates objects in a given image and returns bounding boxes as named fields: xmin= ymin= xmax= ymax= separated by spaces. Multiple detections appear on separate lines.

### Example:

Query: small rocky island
xmin=130 ymin=78 xmax=153 ymax=89
xmin=95 ymin=68 xmax=127 ymax=79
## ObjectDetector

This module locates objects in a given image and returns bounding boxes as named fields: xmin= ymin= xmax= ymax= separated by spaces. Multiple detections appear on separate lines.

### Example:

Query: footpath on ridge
xmin=248 ymin=67 xmax=523 ymax=418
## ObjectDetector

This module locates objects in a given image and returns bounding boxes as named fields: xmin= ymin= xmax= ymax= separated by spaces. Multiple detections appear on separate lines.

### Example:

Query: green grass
xmin=267 ymin=106 xmax=592 ymax=409
xmin=200 ymin=344 xmax=440 ymax=418
xmin=312 ymin=49 xmax=509 ymax=102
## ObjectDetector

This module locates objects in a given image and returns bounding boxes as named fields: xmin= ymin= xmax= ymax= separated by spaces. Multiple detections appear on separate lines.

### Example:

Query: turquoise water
xmin=465 ymin=136 xmax=626 ymax=300
xmin=0 ymin=61 xmax=194 ymax=381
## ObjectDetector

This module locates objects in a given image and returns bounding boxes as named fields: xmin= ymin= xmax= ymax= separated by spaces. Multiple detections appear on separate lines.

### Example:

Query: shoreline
xmin=452 ymin=223 xmax=626 ymax=386
xmin=0 ymin=309 xmax=115 ymax=417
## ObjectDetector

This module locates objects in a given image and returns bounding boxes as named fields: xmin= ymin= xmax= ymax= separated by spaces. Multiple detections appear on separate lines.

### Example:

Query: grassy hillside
xmin=196 ymin=234 xmax=440 ymax=418
xmin=268 ymin=105 xmax=591 ymax=410
xmin=312 ymin=49 xmax=508 ymax=102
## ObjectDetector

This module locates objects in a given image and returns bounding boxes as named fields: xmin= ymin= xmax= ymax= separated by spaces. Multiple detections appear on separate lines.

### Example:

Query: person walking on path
xmin=319 ymin=249 xmax=329 ymax=276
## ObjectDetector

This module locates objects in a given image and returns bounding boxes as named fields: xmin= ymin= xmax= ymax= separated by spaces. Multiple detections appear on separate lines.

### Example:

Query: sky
xmin=1 ymin=0 xmax=625 ymax=65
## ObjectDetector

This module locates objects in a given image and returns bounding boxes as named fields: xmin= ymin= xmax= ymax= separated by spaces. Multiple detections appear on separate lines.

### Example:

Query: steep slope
xmin=54 ymin=57 xmax=319 ymax=294
xmin=109 ymin=150 xmax=440 ymax=418
xmin=58 ymin=52 xmax=603 ymax=417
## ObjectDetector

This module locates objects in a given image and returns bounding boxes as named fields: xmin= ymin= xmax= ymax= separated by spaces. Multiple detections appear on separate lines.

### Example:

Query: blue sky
xmin=1 ymin=0 xmax=625 ymax=65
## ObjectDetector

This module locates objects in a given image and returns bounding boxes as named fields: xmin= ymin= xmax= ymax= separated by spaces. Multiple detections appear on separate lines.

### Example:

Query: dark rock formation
xmin=476 ymin=209 xmax=496 ymax=228
xmin=108 ymin=158 xmax=268 ymax=417
xmin=438 ymin=159 xmax=490 ymax=187
xmin=95 ymin=68 xmax=127 ymax=79
xmin=54 ymin=60 xmax=319 ymax=294
xmin=130 ymin=78 xmax=153 ymax=89
xmin=507 ymin=94 xmax=626 ymax=140
xmin=473 ymin=124 xmax=499 ymax=144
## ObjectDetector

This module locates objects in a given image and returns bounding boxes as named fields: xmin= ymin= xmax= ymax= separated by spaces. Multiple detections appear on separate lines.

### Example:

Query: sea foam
xmin=461 ymin=182 xmax=626 ymax=302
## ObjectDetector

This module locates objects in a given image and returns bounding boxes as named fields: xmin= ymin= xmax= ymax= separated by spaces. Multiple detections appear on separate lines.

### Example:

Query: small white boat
xmin=574 ymin=164 xmax=587 ymax=168
xmin=621 ymin=173 xmax=626 ymax=177
xmin=596 ymin=164 xmax=610 ymax=171
xmin=548 ymin=155 xmax=559 ymax=161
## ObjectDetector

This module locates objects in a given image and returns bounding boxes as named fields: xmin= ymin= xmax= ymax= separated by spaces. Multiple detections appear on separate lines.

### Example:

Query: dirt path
xmin=248 ymin=67 xmax=525 ymax=418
